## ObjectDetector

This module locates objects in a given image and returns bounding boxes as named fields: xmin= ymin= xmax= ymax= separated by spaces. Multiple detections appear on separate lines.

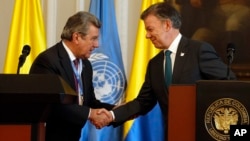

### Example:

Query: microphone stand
xmin=17 ymin=66 xmax=20 ymax=75
xmin=226 ymin=43 xmax=235 ymax=80
xmin=227 ymin=57 xmax=232 ymax=80
xmin=17 ymin=55 xmax=24 ymax=74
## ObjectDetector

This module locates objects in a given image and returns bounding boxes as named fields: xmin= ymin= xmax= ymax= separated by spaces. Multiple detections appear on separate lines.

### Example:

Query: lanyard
xmin=71 ymin=59 xmax=83 ymax=96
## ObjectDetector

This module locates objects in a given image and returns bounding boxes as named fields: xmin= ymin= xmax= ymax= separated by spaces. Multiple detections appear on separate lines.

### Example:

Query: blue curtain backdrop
xmin=80 ymin=0 xmax=126 ymax=141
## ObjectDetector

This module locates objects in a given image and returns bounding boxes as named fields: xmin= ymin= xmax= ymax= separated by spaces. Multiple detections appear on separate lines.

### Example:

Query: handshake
xmin=88 ymin=108 xmax=114 ymax=129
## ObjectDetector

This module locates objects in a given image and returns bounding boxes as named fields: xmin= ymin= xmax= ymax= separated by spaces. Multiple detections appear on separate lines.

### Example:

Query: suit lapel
xmin=158 ymin=51 xmax=166 ymax=88
xmin=172 ymin=37 xmax=189 ymax=83
xmin=81 ymin=60 xmax=87 ymax=95
xmin=153 ymin=51 xmax=168 ymax=94
xmin=57 ymin=42 xmax=76 ymax=90
xmin=81 ymin=59 xmax=92 ymax=105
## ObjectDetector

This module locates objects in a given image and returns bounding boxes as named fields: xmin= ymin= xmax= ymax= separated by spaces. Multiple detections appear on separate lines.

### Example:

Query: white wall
xmin=0 ymin=0 xmax=15 ymax=73
xmin=0 ymin=0 xmax=142 ymax=80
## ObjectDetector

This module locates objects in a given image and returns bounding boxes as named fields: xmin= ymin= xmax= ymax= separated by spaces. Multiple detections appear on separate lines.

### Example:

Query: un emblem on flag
xmin=204 ymin=98 xmax=249 ymax=141
xmin=90 ymin=53 xmax=126 ymax=104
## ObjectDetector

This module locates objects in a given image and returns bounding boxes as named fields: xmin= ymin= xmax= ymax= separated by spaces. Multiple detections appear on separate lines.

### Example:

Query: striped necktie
xmin=73 ymin=59 xmax=83 ymax=105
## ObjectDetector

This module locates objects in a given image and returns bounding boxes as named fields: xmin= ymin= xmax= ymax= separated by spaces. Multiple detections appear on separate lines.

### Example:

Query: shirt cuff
xmin=88 ymin=108 xmax=91 ymax=118
xmin=110 ymin=110 xmax=115 ymax=121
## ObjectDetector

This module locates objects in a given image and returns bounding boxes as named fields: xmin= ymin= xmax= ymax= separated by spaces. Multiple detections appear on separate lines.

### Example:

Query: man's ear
xmin=72 ymin=32 xmax=80 ymax=43
xmin=164 ymin=19 xmax=172 ymax=31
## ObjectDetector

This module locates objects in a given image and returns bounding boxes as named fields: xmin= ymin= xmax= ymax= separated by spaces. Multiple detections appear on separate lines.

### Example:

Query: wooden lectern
xmin=168 ymin=84 xmax=196 ymax=141
xmin=168 ymin=81 xmax=250 ymax=141
xmin=0 ymin=74 xmax=77 ymax=141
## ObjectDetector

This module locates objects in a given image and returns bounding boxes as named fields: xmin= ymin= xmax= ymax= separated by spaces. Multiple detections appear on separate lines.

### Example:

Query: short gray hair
xmin=61 ymin=11 xmax=101 ymax=41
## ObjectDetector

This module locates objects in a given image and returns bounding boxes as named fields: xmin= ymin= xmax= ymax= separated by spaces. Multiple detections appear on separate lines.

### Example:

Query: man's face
xmin=143 ymin=14 xmax=168 ymax=49
xmin=75 ymin=24 xmax=99 ymax=59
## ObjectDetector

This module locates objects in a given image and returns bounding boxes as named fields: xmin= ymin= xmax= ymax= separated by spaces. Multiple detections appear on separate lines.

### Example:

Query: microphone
xmin=226 ymin=43 xmax=235 ymax=80
xmin=17 ymin=45 xmax=31 ymax=74
xmin=227 ymin=43 xmax=235 ymax=64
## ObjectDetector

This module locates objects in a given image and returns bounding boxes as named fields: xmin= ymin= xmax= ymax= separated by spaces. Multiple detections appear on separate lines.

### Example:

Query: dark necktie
xmin=165 ymin=50 xmax=172 ymax=87
xmin=73 ymin=59 xmax=79 ymax=69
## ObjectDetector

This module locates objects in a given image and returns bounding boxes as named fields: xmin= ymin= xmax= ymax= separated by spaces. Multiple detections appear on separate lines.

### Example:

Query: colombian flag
xmin=123 ymin=0 xmax=164 ymax=141
xmin=4 ymin=0 xmax=46 ymax=74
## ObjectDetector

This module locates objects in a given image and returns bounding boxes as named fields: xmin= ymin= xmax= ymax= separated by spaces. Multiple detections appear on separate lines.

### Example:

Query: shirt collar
xmin=62 ymin=41 xmax=77 ymax=62
xmin=165 ymin=33 xmax=182 ymax=54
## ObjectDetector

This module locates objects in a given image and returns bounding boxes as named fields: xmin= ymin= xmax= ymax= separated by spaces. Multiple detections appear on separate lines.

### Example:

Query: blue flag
xmin=80 ymin=0 xmax=126 ymax=141
xmin=124 ymin=104 xmax=164 ymax=141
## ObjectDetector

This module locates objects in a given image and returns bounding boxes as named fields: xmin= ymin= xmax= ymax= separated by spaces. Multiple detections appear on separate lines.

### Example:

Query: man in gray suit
xmin=29 ymin=11 xmax=113 ymax=141
xmin=93 ymin=2 xmax=237 ymax=140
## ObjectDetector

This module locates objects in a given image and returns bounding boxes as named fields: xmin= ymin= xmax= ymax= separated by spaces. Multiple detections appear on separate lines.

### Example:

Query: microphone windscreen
xmin=22 ymin=45 xmax=31 ymax=55
xmin=227 ymin=43 xmax=235 ymax=53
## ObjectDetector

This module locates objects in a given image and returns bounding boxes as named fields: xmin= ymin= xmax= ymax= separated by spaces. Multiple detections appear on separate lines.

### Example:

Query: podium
xmin=0 ymin=74 xmax=77 ymax=141
xmin=168 ymin=80 xmax=250 ymax=141
xmin=168 ymin=84 xmax=196 ymax=141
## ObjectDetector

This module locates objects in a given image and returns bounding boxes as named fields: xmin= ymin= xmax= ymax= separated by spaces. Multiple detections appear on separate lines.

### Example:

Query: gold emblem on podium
xmin=204 ymin=98 xmax=249 ymax=141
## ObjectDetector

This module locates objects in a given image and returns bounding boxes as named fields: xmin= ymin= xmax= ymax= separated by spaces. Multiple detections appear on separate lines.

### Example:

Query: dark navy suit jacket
xmin=112 ymin=36 xmax=236 ymax=137
xmin=30 ymin=41 xmax=114 ymax=141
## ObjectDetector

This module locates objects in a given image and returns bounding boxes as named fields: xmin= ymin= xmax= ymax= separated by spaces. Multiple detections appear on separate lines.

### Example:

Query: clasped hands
xmin=88 ymin=108 xmax=113 ymax=129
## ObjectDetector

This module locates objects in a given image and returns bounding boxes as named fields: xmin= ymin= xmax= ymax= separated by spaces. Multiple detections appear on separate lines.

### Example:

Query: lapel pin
xmin=180 ymin=52 xmax=185 ymax=56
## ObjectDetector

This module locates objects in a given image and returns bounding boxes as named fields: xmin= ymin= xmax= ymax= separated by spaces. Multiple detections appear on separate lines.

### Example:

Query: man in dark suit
xmin=94 ymin=2 xmax=237 ymax=140
xmin=29 ymin=11 xmax=114 ymax=141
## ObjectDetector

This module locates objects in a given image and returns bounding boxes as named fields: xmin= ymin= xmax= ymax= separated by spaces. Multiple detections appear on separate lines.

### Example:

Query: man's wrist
xmin=88 ymin=108 xmax=92 ymax=118
xmin=110 ymin=110 xmax=115 ymax=121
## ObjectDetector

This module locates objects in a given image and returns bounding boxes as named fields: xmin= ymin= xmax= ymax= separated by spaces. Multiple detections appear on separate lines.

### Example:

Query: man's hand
xmin=88 ymin=108 xmax=113 ymax=129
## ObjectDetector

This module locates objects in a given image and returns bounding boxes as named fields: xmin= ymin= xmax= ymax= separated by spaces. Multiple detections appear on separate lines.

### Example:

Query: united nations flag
xmin=80 ymin=0 xmax=126 ymax=141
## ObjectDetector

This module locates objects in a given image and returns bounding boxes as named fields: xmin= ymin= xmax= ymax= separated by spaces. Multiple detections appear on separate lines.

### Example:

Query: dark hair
xmin=140 ymin=2 xmax=182 ymax=29
xmin=61 ymin=11 xmax=101 ymax=40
